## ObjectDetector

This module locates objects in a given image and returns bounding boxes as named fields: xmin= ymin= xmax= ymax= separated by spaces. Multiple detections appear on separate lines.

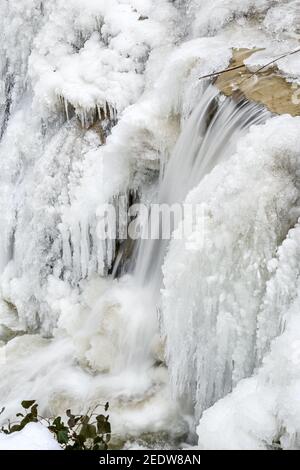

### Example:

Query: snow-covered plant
xmin=0 ymin=401 xmax=111 ymax=450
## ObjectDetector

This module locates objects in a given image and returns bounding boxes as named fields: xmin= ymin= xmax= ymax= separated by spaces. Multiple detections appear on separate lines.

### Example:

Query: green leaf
xmin=66 ymin=409 xmax=81 ymax=428
xmin=18 ymin=413 xmax=38 ymax=431
xmin=52 ymin=416 xmax=62 ymax=427
xmin=96 ymin=415 xmax=111 ymax=435
xmin=105 ymin=402 xmax=109 ymax=412
xmin=96 ymin=414 xmax=105 ymax=422
xmin=86 ymin=424 xmax=97 ymax=438
xmin=67 ymin=417 xmax=76 ymax=428
xmin=52 ymin=416 xmax=67 ymax=430
xmin=57 ymin=429 xmax=69 ymax=445
xmin=80 ymin=423 xmax=97 ymax=439
xmin=21 ymin=400 xmax=36 ymax=409
xmin=31 ymin=404 xmax=38 ymax=418
xmin=9 ymin=425 xmax=21 ymax=433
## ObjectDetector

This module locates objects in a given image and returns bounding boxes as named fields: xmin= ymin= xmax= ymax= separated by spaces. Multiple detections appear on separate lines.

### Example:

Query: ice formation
xmin=163 ymin=114 xmax=300 ymax=420
xmin=1 ymin=0 xmax=300 ymax=450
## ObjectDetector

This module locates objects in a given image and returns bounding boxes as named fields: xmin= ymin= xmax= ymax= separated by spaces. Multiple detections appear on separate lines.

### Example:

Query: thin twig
xmin=247 ymin=47 xmax=300 ymax=79
xmin=199 ymin=64 xmax=246 ymax=80
xmin=199 ymin=47 xmax=300 ymax=81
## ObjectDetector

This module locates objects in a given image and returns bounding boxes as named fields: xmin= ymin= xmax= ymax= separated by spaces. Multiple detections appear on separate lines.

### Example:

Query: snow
xmin=1 ymin=0 xmax=300 ymax=450
xmin=28 ymin=0 xmax=178 ymax=116
xmin=264 ymin=1 xmax=300 ymax=38
xmin=197 ymin=221 xmax=300 ymax=449
xmin=197 ymin=377 xmax=277 ymax=450
xmin=0 ymin=423 xmax=61 ymax=450
xmin=244 ymin=45 xmax=300 ymax=80
xmin=185 ymin=0 xmax=282 ymax=38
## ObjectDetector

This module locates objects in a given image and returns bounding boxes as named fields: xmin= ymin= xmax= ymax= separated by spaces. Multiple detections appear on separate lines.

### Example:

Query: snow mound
xmin=0 ymin=423 xmax=61 ymax=450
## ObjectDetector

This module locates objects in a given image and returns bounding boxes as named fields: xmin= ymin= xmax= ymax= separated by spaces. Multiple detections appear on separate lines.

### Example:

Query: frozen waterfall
xmin=2 ymin=0 xmax=300 ymax=451
xmin=122 ymin=85 xmax=270 ymax=377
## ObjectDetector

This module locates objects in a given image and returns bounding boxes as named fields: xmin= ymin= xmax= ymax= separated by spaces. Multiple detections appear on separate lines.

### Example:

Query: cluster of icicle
xmin=60 ymin=191 xmax=130 ymax=283
xmin=58 ymin=96 xmax=118 ymax=130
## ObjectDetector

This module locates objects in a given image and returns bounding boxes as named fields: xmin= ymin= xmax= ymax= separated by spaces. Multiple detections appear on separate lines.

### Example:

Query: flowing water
xmin=122 ymin=84 xmax=270 ymax=374
xmin=0 ymin=78 xmax=272 ymax=444
xmin=2 ymin=0 xmax=300 ymax=450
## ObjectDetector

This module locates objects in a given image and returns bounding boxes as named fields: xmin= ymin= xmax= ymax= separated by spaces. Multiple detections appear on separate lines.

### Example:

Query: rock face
xmin=216 ymin=48 xmax=300 ymax=116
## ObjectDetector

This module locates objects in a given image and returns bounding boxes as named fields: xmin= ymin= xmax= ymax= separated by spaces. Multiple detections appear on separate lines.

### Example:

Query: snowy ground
xmin=0 ymin=423 xmax=61 ymax=450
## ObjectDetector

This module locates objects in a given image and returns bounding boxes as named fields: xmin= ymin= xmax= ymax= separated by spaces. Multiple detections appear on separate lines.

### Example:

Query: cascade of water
xmin=134 ymin=85 xmax=269 ymax=291
xmin=121 ymin=85 xmax=270 ymax=371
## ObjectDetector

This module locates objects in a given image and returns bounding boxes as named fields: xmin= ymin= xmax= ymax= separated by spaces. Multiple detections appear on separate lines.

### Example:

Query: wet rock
xmin=216 ymin=48 xmax=300 ymax=116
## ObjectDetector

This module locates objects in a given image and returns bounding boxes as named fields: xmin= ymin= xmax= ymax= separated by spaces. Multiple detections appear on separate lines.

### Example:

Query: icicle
xmin=80 ymin=218 xmax=90 ymax=279
xmin=118 ymin=193 xmax=128 ymax=240
xmin=71 ymin=221 xmax=81 ymax=281
xmin=97 ymin=104 xmax=101 ymax=121
xmin=64 ymin=98 xmax=69 ymax=121
xmin=96 ymin=239 xmax=105 ymax=276
xmin=113 ymin=105 xmax=117 ymax=123
xmin=100 ymin=106 xmax=105 ymax=121
xmin=79 ymin=109 xmax=85 ymax=128
xmin=88 ymin=218 xmax=97 ymax=278
xmin=60 ymin=223 xmax=72 ymax=268
xmin=107 ymin=104 xmax=110 ymax=121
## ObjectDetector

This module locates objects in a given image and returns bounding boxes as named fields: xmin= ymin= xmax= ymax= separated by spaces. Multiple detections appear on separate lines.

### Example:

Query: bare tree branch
xmin=199 ymin=47 xmax=300 ymax=81
xmin=198 ymin=64 xmax=246 ymax=80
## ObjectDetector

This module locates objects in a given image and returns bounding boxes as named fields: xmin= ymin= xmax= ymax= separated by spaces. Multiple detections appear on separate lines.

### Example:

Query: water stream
xmin=121 ymin=84 xmax=270 ymax=374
